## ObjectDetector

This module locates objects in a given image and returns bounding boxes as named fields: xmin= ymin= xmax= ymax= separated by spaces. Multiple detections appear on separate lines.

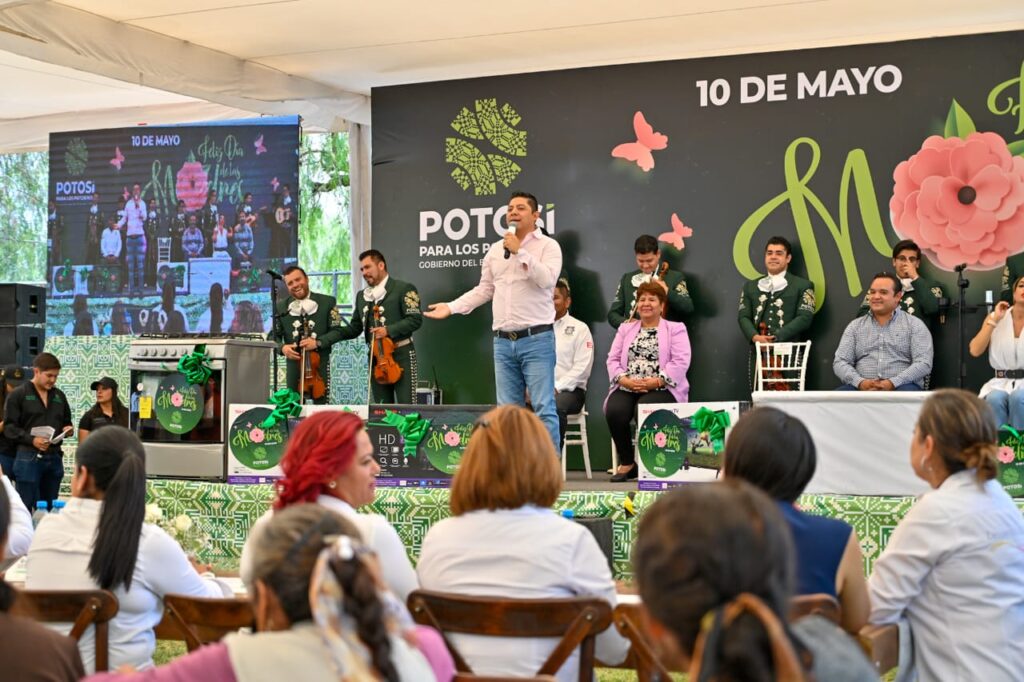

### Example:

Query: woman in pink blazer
xmin=604 ymin=281 xmax=691 ymax=481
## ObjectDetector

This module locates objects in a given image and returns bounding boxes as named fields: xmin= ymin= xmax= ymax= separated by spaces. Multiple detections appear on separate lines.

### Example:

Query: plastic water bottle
xmin=52 ymin=500 xmax=66 ymax=513
xmin=32 ymin=501 xmax=48 ymax=528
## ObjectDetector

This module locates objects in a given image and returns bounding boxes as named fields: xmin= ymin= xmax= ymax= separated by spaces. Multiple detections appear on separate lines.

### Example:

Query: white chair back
xmin=753 ymin=341 xmax=811 ymax=391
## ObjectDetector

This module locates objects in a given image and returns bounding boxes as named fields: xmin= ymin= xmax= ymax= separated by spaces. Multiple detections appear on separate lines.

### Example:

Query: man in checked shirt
xmin=834 ymin=272 xmax=933 ymax=391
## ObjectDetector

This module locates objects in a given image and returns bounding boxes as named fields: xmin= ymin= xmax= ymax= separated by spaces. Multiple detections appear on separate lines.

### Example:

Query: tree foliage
xmin=0 ymin=152 xmax=48 ymax=284
xmin=299 ymin=132 xmax=352 ymax=304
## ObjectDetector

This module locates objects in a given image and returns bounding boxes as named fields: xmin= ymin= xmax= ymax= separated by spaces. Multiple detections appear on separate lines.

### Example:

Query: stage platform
xmin=145 ymin=471 xmax=1024 ymax=582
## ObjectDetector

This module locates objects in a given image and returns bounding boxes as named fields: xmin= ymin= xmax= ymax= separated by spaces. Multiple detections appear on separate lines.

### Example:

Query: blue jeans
xmin=836 ymin=382 xmax=923 ymax=391
xmin=13 ymin=449 xmax=64 ymax=511
xmin=126 ymin=234 xmax=147 ymax=292
xmin=984 ymin=389 xmax=1024 ymax=430
xmin=494 ymin=330 xmax=559 ymax=450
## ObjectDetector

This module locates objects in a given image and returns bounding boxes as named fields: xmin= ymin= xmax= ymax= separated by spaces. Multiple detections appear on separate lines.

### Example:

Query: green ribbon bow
xmin=378 ymin=410 xmax=432 ymax=457
xmin=260 ymin=389 xmax=303 ymax=429
xmin=1000 ymin=424 xmax=1022 ymax=442
xmin=690 ymin=407 xmax=732 ymax=454
xmin=177 ymin=344 xmax=212 ymax=386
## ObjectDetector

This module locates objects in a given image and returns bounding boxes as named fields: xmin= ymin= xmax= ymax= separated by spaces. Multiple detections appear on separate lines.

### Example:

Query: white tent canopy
xmin=1 ymin=0 xmax=1022 ymax=154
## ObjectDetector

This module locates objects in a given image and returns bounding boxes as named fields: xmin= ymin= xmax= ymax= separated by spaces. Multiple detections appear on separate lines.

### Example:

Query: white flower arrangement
xmin=145 ymin=502 xmax=207 ymax=557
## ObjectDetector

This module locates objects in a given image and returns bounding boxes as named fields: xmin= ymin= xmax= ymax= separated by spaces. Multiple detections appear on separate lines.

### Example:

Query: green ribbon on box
xmin=1001 ymin=424 xmax=1022 ymax=443
xmin=690 ymin=407 xmax=731 ymax=453
xmin=177 ymin=344 xmax=212 ymax=386
xmin=378 ymin=410 xmax=432 ymax=457
xmin=260 ymin=389 xmax=303 ymax=429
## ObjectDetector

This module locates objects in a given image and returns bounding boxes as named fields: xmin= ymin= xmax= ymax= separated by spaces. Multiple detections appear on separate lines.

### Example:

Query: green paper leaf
xmin=944 ymin=99 xmax=977 ymax=139
xmin=1008 ymin=140 xmax=1024 ymax=158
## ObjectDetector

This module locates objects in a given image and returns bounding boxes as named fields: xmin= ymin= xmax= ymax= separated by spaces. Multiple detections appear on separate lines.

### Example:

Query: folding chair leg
xmin=561 ymin=440 xmax=568 ymax=481
xmin=580 ymin=420 xmax=592 ymax=480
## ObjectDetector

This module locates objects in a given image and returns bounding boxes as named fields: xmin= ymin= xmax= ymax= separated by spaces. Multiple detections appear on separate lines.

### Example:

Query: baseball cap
xmin=90 ymin=377 xmax=119 ymax=392
xmin=2 ymin=364 xmax=27 ymax=386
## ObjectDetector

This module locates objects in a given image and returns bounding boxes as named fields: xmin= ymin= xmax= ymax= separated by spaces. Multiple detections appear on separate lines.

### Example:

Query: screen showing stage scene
xmin=46 ymin=117 xmax=299 ymax=337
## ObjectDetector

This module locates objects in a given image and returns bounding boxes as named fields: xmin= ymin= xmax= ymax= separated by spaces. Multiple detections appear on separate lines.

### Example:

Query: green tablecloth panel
xmin=146 ymin=481 xmax=1024 ymax=580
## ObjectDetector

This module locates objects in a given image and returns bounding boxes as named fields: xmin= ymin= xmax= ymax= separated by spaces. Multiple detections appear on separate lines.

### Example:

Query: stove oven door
xmin=129 ymin=360 xmax=226 ymax=480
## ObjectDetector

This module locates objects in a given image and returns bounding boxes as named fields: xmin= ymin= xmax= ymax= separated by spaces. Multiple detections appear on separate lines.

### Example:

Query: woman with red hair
xmin=240 ymin=411 xmax=417 ymax=600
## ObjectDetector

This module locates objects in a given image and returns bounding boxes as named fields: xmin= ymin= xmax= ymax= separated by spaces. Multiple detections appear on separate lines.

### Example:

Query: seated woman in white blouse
xmin=26 ymin=427 xmax=231 ymax=673
xmin=970 ymin=275 xmax=1024 ymax=429
xmin=868 ymin=389 xmax=1024 ymax=681
xmin=417 ymin=405 xmax=629 ymax=682
xmin=240 ymin=411 xmax=418 ymax=602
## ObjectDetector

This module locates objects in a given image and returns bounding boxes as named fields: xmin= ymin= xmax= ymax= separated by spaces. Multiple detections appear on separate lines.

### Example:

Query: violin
xmin=295 ymin=314 xmax=327 ymax=401
xmin=371 ymin=304 xmax=403 ymax=386
xmin=627 ymin=261 xmax=670 ymax=322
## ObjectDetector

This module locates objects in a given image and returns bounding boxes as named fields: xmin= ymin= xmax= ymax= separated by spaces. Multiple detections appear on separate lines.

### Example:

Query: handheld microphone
xmin=504 ymin=222 xmax=518 ymax=260
xmin=266 ymin=269 xmax=283 ymax=280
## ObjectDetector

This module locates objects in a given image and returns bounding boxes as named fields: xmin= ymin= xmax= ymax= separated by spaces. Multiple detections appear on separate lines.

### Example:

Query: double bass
xmin=371 ymin=304 xmax=402 ymax=386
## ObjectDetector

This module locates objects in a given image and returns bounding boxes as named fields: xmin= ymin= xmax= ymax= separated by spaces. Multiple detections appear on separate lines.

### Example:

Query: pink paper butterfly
xmin=254 ymin=134 xmax=267 ymax=155
xmin=659 ymin=213 xmax=693 ymax=250
xmin=270 ymin=176 xmax=280 ymax=191
xmin=110 ymin=146 xmax=125 ymax=170
xmin=611 ymin=112 xmax=668 ymax=172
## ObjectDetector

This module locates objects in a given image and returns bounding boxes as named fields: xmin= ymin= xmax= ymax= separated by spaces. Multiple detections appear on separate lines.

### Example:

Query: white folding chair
xmin=157 ymin=237 xmax=172 ymax=263
xmin=753 ymin=341 xmax=811 ymax=391
xmin=561 ymin=409 xmax=592 ymax=480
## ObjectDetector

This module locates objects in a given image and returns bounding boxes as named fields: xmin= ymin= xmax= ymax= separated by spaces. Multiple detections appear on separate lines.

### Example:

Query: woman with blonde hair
xmin=869 ymin=389 xmax=1024 ymax=681
xmin=417 ymin=404 xmax=629 ymax=681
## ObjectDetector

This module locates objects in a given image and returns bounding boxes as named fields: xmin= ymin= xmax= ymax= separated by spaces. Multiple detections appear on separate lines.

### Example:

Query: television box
xmin=636 ymin=401 xmax=749 ymax=491
xmin=227 ymin=403 xmax=368 ymax=483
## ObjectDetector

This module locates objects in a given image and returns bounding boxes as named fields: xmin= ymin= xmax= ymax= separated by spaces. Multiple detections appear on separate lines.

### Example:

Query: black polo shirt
xmin=78 ymin=403 xmax=128 ymax=433
xmin=3 ymin=383 xmax=73 ymax=455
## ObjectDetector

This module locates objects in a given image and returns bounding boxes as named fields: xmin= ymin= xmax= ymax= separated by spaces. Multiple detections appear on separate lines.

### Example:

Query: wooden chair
xmin=858 ymin=622 xmax=901 ymax=677
xmin=611 ymin=602 xmax=678 ymax=682
xmin=788 ymin=593 xmax=841 ymax=626
xmin=154 ymin=595 xmax=254 ymax=652
xmin=407 ymin=589 xmax=612 ymax=682
xmin=11 ymin=589 xmax=119 ymax=671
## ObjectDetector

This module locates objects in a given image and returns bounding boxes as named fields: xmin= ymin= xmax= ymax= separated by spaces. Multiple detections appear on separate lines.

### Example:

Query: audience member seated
xmin=868 ymin=389 xmax=1024 ymax=680
xmin=77 ymin=377 xmax=129 ymax=443
xmin=0 ymin=481 xmax=84 ymax=681
xmin=417 ymin=405 xmax=629 ymax=681
xmin=1 ymin=474 xmax=31 ymax=560
xmin=634 ymin=480 xmax=877 ymax=681
xmin=723 ymin=406 xmax=869 ymax=634
xmin=86 ymin=504 xmax=437 ymax=682
xmin=833 ymin=272 xmax=933 ymax=391
xmin=970 ymin=275 xmax=1024 ymax=429
xmin=26 ymin=426 xmax=232 ymax=673
xmin=240 ymin=411 xmax=417 ymax=601
xmin=604 ymin=281 xmax=690 ymax=481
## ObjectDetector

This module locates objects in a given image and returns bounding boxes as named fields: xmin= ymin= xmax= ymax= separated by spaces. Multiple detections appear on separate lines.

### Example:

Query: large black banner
xmin=47 ymin=117 xmax=299 ymax=337
xmin=372 ymin=31 xmax=1024 ymax=460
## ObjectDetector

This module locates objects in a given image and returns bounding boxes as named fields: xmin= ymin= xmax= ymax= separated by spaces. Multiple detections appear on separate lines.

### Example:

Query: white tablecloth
xmin=752 ymin=391 xmax=930 ymax=496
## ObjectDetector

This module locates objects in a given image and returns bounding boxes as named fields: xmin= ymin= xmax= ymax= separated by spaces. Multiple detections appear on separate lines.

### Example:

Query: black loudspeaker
xmin=0 ymin=326 xmax=45 ymax=367
xmin=0 ymin=284 xmax=46 ymax=326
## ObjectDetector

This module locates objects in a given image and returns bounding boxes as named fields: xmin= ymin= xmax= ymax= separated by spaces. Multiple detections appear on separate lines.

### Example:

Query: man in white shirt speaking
xmin=425 ymin=191 xmax=563 ymax=448
xmin=552 ymin=280 xmax=594 ymax=450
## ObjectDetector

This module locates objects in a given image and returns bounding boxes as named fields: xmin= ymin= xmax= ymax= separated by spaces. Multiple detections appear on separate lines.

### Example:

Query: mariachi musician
xmin=339 ymin=249 xmax=423 ymax=404
xmin=608 ymin=234 xmax=693 ymax=329
xmin=270 ymin=266 xmax=345 ymax=405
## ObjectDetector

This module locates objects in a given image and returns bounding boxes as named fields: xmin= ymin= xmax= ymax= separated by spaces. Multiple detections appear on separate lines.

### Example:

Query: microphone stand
xmin=268 ymin=275 xmax=283 ymax=393
xmin=955 ymin=264 xmax=969 ymax=389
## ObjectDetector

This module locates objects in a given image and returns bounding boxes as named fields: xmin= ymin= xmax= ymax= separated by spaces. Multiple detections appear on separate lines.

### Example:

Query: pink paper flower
xmin=890 ymin=132 xmax=1024 ymax=270
xmin=998 ymin=446 xmax=1016 ymax=464
xmin=444 ymin=431 xmax=461 ymax=447
xmin=654 ymin=431 xmax=667 ymax=448
xmin=249 ymin=427 xmax=265 ymax=444
xmin=170 ymin=392 xmax=183 ymax=407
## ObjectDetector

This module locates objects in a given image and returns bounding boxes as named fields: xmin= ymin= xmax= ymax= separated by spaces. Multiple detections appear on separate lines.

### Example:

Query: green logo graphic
xmin=423 ymin=414 xmax=476 ymax=475
xmin=445 ymin=98 xmax=527 ymax=196
xmin=153 ymin=374 xmax=204 ymax=435
xmin=229 ymin=407 xmax=287 ymax=470
xmin=637 ymin=409 xmax=685 ymax=478
xmin=64 ymin=137 xmax=89 ymax=177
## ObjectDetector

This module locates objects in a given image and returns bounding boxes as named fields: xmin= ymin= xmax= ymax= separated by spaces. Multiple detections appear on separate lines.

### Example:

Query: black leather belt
xmin=995 ymin=369 xmax=1024 ymax=379
xmin=495 ymin=324 xmax=553 ymax=341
